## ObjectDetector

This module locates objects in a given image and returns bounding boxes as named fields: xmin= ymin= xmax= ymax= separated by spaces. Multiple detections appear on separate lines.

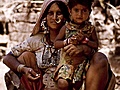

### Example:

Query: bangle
xmin=67 ymin=38 xmax=70 ymax=44
xmin=63 ymin=39 xmax=69 ymax=46
xmin=82 ymin=37 xmax=89 ymax=44
xmin=17 ymin=64 xmax=25 ymax=73
xmin=85 ymin=37 xmax=89 ymax=43
xmin=63 ymin=39 xmax=67 ymax=46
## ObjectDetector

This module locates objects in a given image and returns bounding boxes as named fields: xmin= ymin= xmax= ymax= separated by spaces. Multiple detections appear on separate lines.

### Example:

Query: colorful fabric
xmin=65 ymin=21 xmax=94 ymax=39
xmin=11 ymin=33 xmax=60 ymax=69
xmin=54 ymin=59 xmax=90 ymax=83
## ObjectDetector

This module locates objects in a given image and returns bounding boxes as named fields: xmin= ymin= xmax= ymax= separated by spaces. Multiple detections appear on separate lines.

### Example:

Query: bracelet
xmin=17 ymin=64 xmax=25 ymax=73
xmin=85 ymin=37 xmax=89 ymax=43
xmin=67 ymin=38 xmax=70 ymax=44
xmin=82 ymin=37 xmax=89 ymax=44
xmin=63 ymin=39 xmax=68 ymax=46
xmin=63 ymin=39 xmax=67 ymax=46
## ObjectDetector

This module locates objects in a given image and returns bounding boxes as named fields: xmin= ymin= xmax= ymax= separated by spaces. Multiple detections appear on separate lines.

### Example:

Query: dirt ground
xmin=0 ymin=61 xmax=9 ymax=90
xmin=109 ymin=54 xmax=120 ymax=90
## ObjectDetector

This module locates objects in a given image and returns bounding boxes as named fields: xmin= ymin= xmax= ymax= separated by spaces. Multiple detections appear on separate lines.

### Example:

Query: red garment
xmin=20 ymin=73 xmax=44 ymax=90
xmin=18 ymin=51 xmax=44 ymax=90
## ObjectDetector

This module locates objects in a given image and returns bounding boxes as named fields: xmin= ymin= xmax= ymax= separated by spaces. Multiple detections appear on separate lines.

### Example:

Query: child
xmin=54 ymin=0 xmax=98 ymax=90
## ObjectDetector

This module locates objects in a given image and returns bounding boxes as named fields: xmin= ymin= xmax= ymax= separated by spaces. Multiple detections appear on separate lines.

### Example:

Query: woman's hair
xmin=42 ymin=1 xmax=70 ymax=22
xmin=68 ymin=0 xmax=92 ymax=11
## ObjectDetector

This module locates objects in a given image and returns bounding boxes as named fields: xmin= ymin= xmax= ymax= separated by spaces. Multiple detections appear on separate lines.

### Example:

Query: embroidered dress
xmin=54 ymin=21 xmax=94 ymax=83
xmin=11 ymin=33 xmax=60 ymax=69
xmin=11 ymin=33 xmax=60 ymax=89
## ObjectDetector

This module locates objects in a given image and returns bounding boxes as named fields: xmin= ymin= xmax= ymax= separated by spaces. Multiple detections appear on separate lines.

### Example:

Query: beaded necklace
xmin=41 ymin=34 xmax=60 ymax=68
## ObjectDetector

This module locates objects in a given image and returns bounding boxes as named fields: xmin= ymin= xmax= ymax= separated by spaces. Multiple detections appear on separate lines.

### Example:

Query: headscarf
xmin=31 ymin=0 xmax=68 ymax=36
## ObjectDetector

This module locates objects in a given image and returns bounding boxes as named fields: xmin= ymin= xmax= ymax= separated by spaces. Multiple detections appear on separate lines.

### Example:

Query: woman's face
xmin=70 ymin=4 xmax=89 ymax=24
xmin=46 ymin=3 xmax=65 ymax=30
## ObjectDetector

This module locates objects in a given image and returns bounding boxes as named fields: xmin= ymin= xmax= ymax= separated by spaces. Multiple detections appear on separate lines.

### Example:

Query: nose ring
xmin=55 ymin=18 xmax=61 ymax=23
xmin=29 ymin=69 xmax=32 ymax=73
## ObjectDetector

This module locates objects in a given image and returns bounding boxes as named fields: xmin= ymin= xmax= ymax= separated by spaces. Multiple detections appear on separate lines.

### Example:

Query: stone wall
xmin=0 ymin=0 xmax=43 ymax=53
xmin=90 ymin=5 xmax=120 ymax=56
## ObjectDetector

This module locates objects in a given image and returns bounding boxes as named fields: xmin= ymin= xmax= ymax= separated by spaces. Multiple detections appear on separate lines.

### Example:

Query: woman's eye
xmin=82 ymin=9 xmax=87 ymax=13
xmin=48 ymin=11 xmax=53 ymax=16
xmin=57 ymin=11 xmax=62 ymax=15
xmin=74 ymin=9 xmax=79 ymax=12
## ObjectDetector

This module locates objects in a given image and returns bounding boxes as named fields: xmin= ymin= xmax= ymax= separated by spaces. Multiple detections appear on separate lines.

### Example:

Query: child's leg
xmin=57 ymin=78 xmax=69 ymax=90
xmin=73 ymin=81 xmax=83 ymax=90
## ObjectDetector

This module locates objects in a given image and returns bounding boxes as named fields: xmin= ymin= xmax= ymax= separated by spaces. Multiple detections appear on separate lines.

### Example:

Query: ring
xmin=55 ymin=18 xmax=61 ymax=23
xmin=29 ymin=69 xmax=32 ymax=72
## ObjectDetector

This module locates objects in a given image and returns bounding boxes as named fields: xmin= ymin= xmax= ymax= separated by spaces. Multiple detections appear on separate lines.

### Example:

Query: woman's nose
xmin=53 ymin=13 xmax=57 ymax=20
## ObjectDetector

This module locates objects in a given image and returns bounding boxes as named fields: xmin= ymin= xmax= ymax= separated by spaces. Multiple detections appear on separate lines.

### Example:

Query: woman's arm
xmin=3 ymin=36 xmax=41 ymax=80
xmin=54 ymin=26 xmax=66 ymax=49
xmin=3 ymin=52 xmax=20 ymax=72
xmin=3 ymin=53 xmax=40 ymax=80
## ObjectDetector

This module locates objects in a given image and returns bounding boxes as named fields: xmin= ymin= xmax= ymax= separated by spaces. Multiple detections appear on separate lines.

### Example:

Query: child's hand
xmin=76 ymin=32 xmax=85 ymax=42
xmin=67 ymin=33 xmax=85 ymax=45
xmin=68 ymin=35 xmax=78 ymax=45
xmin=63 ymin=36 xmax=78 ymax=46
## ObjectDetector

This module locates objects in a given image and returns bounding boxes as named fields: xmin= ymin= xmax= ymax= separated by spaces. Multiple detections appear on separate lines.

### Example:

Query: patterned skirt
xmin=54 ymin=59 xmax=90 ymax=83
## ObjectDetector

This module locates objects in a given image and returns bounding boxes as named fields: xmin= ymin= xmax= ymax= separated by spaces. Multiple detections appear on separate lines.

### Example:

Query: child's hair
xmin=68 ymin=0 xmax=92 ymax=11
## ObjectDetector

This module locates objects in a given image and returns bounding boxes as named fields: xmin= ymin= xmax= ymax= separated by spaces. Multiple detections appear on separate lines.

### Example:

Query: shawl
xmin=31 ymin=0 xmax=67 ymax=36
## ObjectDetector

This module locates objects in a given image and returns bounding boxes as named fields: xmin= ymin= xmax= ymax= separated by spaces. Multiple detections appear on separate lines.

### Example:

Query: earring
xmin=41 ymin=18 xmax=49 ymax=34
xmin=69 ymin=14 xmax=73 ymax=21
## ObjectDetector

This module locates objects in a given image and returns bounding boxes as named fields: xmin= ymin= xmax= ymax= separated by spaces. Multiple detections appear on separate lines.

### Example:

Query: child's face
xmin=70 ymin=4 xmax=90 ymax=24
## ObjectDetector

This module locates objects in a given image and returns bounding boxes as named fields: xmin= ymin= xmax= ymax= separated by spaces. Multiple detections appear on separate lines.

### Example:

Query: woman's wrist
xmin=17 ymin=64 xmax=25 ymax=73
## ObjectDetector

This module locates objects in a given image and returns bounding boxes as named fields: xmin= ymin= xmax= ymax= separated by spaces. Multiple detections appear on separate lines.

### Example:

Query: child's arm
xmin=54 ymin=26 xmax=66 ymax=49
xmin=82 ymin=27 xmax=99 ymax=50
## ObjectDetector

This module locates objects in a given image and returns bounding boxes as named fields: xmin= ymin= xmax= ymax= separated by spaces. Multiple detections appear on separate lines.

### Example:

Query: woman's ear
xmin=68 ymin=8 xmax=71 ymax=15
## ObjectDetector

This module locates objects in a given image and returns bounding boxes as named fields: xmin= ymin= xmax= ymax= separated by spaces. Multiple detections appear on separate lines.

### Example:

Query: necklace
xmin=69 ymin=21 xmax=85 ymax=30
xmin=41 ymin=36 xmax=60 ymax=68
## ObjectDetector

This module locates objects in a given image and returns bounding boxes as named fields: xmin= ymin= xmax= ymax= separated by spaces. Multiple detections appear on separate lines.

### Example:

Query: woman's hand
xmin=64 ymin=44 xmax=83 ymax=56
xmin=21 ymin=66 xmax=40 ymax=81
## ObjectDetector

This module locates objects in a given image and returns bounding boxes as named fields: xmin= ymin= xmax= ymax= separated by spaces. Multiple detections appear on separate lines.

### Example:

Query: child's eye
xmin=82 ymin=9 xmax=88 ymax=13
xmin=74 ymin=9 xmax=79 ymax=12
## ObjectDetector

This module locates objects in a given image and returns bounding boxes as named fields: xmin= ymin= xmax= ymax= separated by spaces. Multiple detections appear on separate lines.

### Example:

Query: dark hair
xmin=68 ymin=0 xmax=92 ymax=11
xmin=42 ymin=1 xmax=70 ymax=22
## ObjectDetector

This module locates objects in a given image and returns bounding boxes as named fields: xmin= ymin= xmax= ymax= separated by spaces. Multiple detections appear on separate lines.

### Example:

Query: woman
xmin=3 ymin=0 xmax=70 ymax=90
